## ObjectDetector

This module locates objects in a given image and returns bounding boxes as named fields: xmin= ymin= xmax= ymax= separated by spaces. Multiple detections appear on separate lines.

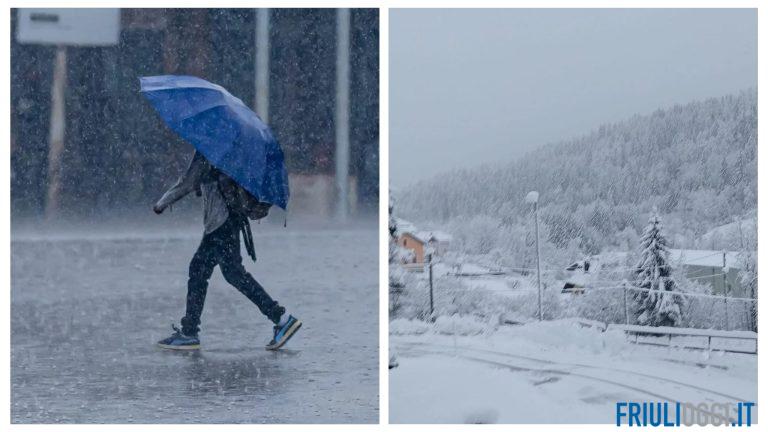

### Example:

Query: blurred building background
xmin=10 ymin=8 xmax=379 ymax=221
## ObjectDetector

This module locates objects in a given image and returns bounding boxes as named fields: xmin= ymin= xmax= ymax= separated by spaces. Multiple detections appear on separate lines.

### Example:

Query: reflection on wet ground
xmin=12 ymin=228 xmax=378 ymax=423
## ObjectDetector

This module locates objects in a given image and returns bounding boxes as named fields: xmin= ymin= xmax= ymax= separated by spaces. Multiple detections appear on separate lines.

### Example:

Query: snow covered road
xmin=12 ymin=224 xmax=379 ymax=423
xmin=389 ymin=319 xmax=757 ymax=424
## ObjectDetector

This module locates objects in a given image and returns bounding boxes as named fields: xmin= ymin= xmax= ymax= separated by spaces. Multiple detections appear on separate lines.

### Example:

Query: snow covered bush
xmin=563 ymin=284 xmax=634 ymax=325
xmin=389 ymin=199 xmax=406 ymax=318
xmin=391 ymin=273 xmax=432 ymax=320
xmin=389 ymin=318 xmax=432 ymax=335
xmin=736 ymin=218 xmax=757 ymax=331
xmin=681 ymin=295 xmax=751 ymax=331
xmin=433 ymin=315 xmax=489 ymax=335
xmin=498 ymin=319 xmax=627 ymax=355
xmin=428 ymin=274 xmax=564 ymax=323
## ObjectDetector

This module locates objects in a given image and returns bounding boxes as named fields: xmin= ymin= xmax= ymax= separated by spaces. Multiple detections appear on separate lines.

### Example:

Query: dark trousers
xmin=181 ymin=217 xmax=284 ymax=336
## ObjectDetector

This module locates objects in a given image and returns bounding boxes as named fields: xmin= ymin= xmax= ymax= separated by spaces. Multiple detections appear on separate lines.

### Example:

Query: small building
xmin=397 ymin=232 xmax=426 ymax=265
xmin=395 ymin=223 xmax=452 ymax=267
xmin=416 ymin=231 xmax=453 ymax=256
xmin=578 ymin=250 xmax=752 ymax=298
xmin=395 ymin=218 xmax=452 ymax=269
xmin=669 ymin=249 xmax=747 ymax=297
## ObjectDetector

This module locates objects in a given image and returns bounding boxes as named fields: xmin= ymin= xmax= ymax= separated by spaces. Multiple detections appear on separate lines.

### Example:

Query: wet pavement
xmin=11 ymin=225 xmax=379 ymax=423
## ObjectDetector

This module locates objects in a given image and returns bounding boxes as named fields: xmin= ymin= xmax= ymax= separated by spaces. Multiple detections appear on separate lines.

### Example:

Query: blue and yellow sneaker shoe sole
xmin=266 ymin=316 xmax=302 ymax=350
xmin=157 ymin=333 xmax=201 ymax=351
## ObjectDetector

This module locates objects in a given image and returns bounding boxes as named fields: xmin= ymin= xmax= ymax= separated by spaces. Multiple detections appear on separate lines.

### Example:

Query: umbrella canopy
xmin=139 ymin=75 xmax=289 ymax=210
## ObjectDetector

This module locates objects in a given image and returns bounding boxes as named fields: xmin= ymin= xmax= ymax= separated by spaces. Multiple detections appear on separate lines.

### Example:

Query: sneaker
xmin=266 ymin=315 xmax=302 ymax=350
xmin=157 ymin=324 xmax=200 ymax=350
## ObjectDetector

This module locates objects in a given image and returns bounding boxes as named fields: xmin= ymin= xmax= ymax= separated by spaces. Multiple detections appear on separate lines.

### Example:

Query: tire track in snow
xmin=396 ymin=341 xmax=748 ymax=404
xmin=398 ymin=343 xmax=735 ymax=421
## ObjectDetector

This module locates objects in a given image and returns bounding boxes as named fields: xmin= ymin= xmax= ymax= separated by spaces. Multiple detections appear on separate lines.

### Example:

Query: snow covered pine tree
xmin=633 ymin=213 xmax=685 ymax=327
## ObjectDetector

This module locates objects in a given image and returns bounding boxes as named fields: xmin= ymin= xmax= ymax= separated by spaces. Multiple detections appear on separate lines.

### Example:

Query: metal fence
xmin=404 ymin=266 xmax=756 ymax=332
xmin=582 ymin=285 xmax=757 ymax=331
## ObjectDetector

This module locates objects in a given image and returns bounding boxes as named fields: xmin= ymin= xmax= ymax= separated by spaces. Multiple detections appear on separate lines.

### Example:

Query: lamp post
xmin=254 ymin=8 xmax=270 ymax=122
xmin=335 ymin=8 xmax=351 ymax=221
xmin=427 ymin=252 xmax=434 ymax=318
xmin=525 ymin=191 xmax=542 ymax=321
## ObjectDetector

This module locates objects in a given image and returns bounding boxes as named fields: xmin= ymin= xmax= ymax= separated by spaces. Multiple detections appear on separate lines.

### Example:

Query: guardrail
xmin=609 ymin=324 xmax=757 ymax=355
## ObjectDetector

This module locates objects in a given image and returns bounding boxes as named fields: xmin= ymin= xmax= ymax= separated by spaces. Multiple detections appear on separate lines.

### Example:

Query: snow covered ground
xmin=390 ymin=318 xmax=756 ymax=424
xmin=11 ymin=223 xmax=378 ymax=423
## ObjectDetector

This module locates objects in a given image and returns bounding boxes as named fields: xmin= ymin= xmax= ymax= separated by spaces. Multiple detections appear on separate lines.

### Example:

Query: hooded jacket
xmin=154 ymin=151 xmax=229 ymax=234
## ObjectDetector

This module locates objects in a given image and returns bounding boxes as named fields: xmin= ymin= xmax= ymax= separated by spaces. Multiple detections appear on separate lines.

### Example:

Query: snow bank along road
xmin=12 ymin=226 xmax=378 ymax=423
xmin=389 ymin=319 xmax=756 ymax=424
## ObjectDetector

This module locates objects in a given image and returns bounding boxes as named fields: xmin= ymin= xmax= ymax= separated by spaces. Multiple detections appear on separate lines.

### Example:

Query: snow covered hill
xmin=397 ymin=90 xmax=756 ymax=254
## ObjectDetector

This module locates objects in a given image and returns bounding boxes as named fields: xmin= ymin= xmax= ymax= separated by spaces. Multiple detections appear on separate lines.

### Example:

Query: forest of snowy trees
xmin=397 ymin=90 xmax=757 ymax=257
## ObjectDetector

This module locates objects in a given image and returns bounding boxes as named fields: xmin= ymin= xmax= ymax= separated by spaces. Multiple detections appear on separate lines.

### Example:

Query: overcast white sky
xmin=390 ymin=8 xmax=757 ymax=187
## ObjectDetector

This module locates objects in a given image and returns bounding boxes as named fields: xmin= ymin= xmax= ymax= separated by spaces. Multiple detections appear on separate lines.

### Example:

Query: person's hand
xmin=153 ymin=204 xmax=164 ymax=215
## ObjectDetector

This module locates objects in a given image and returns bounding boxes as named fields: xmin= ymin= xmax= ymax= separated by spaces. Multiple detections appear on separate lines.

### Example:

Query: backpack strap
xmin=240 ymin=215 xmax=256 ymax=262
xmin=216 ymin=178 xmax=256 ymax=262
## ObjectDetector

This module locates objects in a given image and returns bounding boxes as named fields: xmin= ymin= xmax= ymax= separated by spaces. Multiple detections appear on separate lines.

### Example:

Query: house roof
xmin=394 ymin=217 xmax=417 ymax=235
xmin=409 ymin=230 xmax=453 ymax=244
xmin=395 ymin=218 xmax=453 ymax=244
xmin=426 ymin=230 xmax=453 ymax=242
xmin=400 ymin=231 xmax=426 ymax=245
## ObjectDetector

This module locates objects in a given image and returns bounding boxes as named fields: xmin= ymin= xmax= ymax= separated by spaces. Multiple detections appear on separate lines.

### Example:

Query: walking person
xmin=139 ymin=75 xmax=297 ymax=350
xmin=154 ymin=151 xmax=301 ymax=350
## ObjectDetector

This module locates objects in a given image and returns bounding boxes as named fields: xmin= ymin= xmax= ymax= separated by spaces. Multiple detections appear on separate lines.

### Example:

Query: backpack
xmin=217 ymin=174 xmax=271 ymax=221
xmin=215 ymin=173 xmax=266 ymax=262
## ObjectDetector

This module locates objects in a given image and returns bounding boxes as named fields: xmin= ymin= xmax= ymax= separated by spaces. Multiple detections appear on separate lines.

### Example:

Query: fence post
xmin=428 ymin=253 xmax=434 ymax=318
xmin=623 ymin=281 xmax=629 ymax=325
xmin=722 ymin=252 xmax=729 ymax=331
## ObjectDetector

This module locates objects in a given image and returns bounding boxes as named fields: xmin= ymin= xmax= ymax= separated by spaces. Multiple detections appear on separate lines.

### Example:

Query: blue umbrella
xmin=139 ymin=75 xmax=289 ymax=210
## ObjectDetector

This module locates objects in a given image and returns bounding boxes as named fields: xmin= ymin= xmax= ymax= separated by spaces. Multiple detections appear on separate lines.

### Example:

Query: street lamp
xmin=427 ymin=251 xmax=434 ymax=319
xmin=525 ymin=191 xmax=543 ymax=321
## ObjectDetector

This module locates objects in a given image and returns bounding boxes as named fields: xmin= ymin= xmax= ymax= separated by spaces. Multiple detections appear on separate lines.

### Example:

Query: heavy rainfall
xmin=11 ymin=8 xmax=379 ymax=423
